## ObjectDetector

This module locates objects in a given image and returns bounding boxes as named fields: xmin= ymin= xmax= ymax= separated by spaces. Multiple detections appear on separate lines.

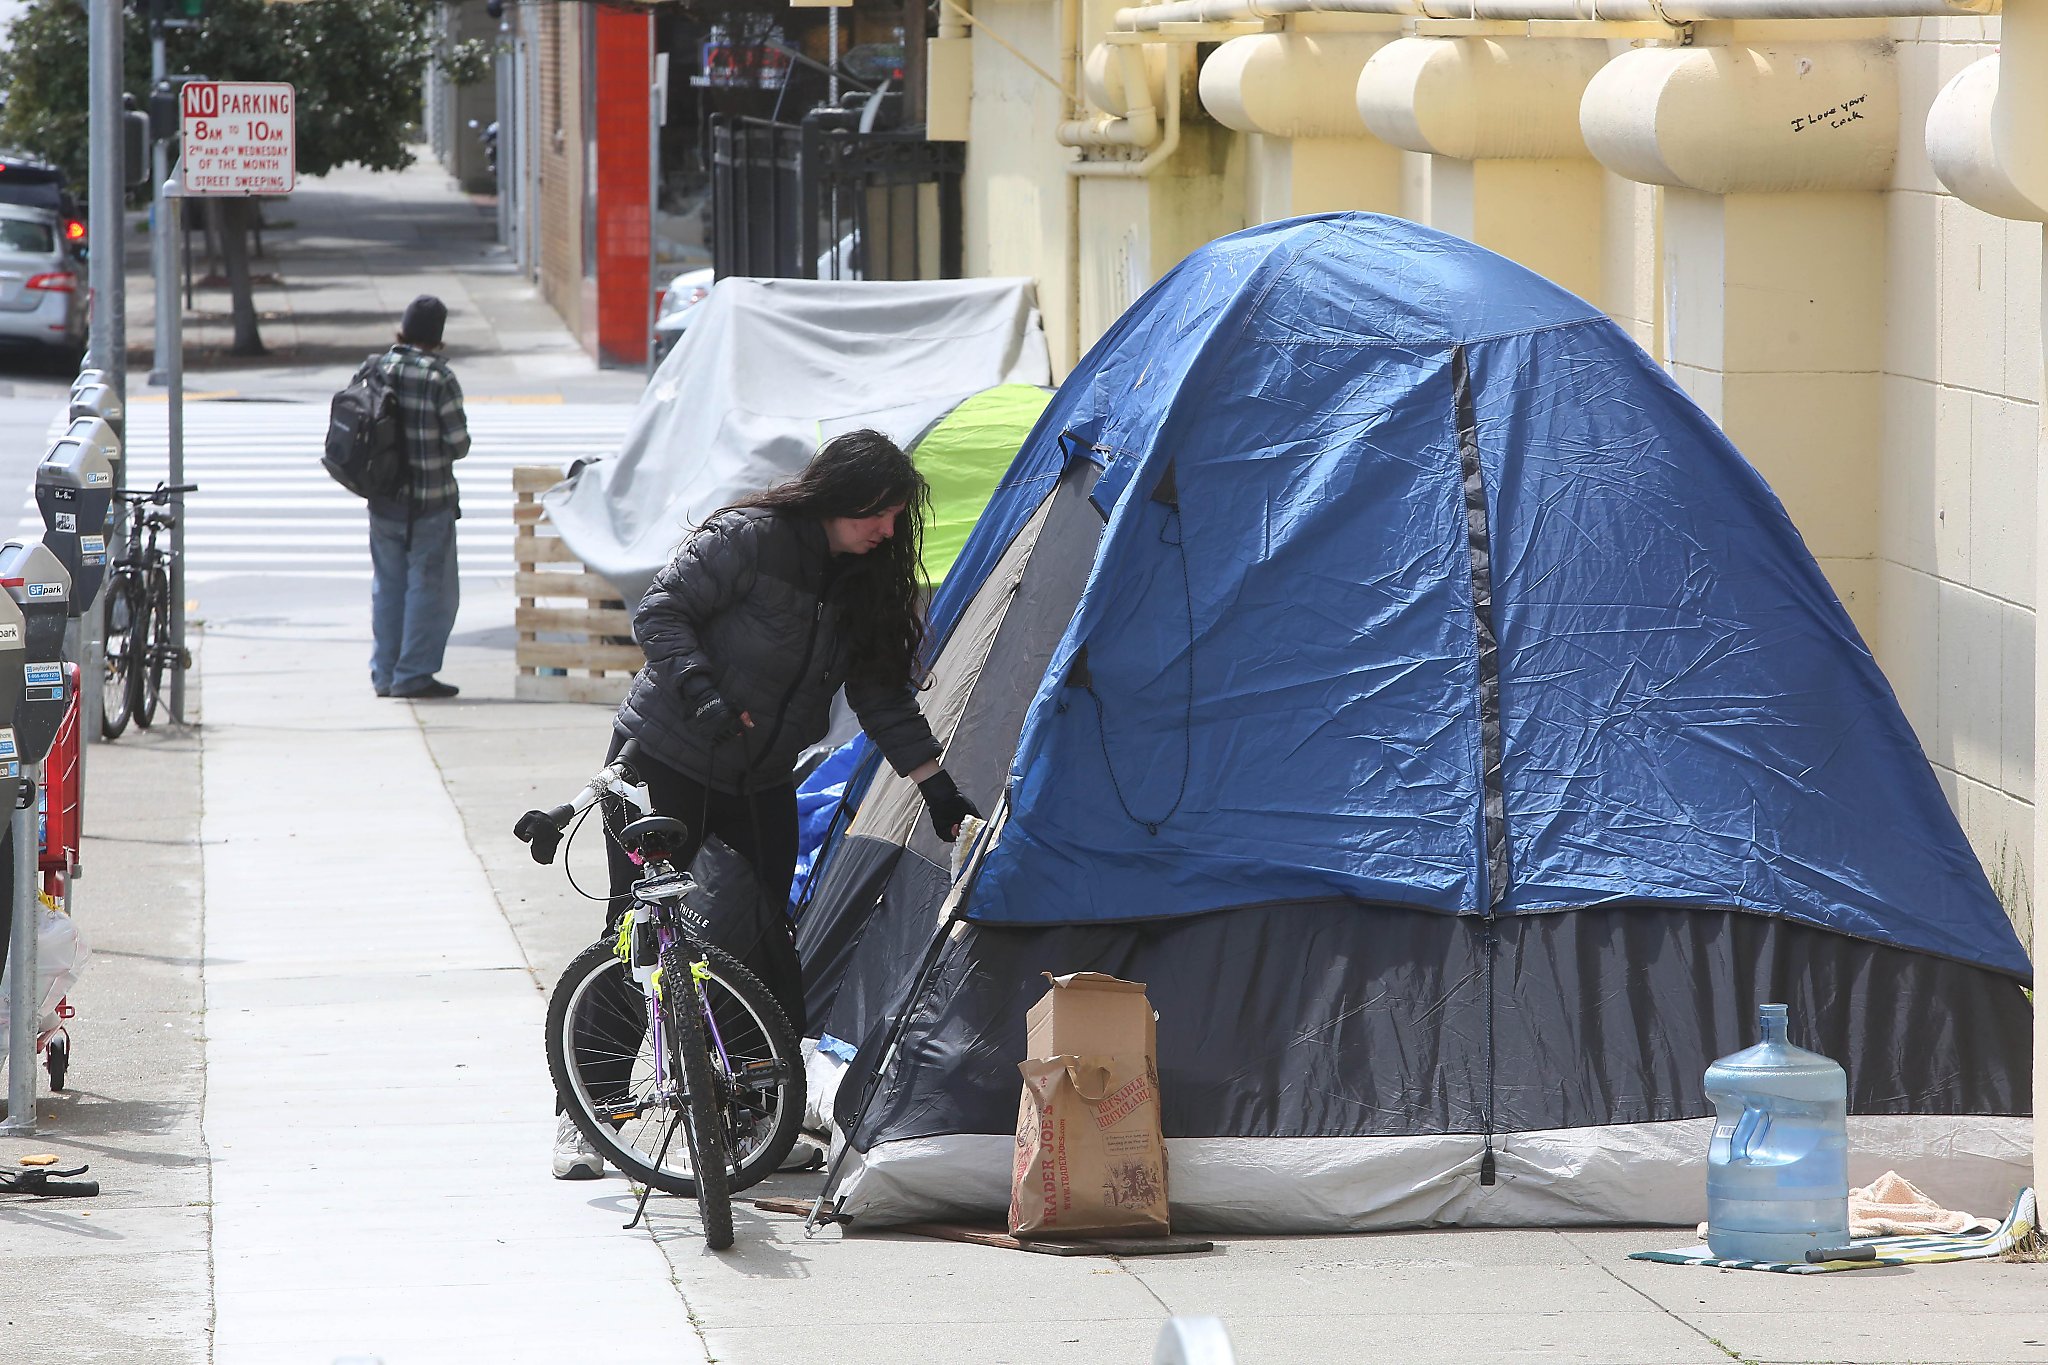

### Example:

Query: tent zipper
xmin=1453 ymin=343 xmax=1507 ymax=1189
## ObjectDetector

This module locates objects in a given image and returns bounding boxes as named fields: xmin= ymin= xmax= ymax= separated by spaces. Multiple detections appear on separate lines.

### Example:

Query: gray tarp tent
xmin=543 ymin=277 xmax=1051 ymax=605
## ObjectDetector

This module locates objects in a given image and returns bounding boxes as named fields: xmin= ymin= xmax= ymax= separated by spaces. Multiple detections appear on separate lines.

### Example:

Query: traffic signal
xmin=148 ymin=0 xmax=205 ymax=31
xmin=123 ymin=109 xmax=151 ymax=187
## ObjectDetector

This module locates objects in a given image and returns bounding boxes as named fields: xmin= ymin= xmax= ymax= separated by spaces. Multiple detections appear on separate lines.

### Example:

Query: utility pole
xmin=86 ymin=0 xmax=121 ymax=380
xmin=147 ymin=0 xmax=201 ymax=723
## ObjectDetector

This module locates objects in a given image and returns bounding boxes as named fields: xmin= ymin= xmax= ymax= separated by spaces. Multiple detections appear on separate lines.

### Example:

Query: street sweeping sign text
xmin=180 ymin=81 xmax=296 ymax=196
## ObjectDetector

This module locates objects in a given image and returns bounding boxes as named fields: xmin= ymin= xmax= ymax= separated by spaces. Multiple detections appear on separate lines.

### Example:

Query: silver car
xmin=0 ymin=202 xmax=86 ymax=362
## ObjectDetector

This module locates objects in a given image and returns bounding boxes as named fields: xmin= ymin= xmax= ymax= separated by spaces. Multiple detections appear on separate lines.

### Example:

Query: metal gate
xmin=711 ymin=113 xmax=963 ymax=282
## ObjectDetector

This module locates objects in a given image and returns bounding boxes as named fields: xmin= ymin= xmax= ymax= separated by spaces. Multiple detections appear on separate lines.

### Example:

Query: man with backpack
xmin=362 ymin=294 xmax=470 ymax=700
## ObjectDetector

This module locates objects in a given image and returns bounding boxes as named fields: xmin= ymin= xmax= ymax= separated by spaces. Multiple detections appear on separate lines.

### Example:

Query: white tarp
xmin=832 ymin=1117 xmax=2034 ymax=1233
xmin=543 ymin=277 xmax=1051 ymax=605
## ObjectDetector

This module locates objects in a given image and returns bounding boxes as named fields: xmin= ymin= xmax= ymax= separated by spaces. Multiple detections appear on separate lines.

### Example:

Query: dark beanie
xmin=400 ymin=294 xmax=448 ymax=347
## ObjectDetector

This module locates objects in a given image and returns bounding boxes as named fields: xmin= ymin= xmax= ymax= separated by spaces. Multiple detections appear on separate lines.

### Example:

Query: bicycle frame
xmin=542 ymin=761 xmax=744 ymax=1126
xmin=621 ymin=877 xmax=742 ymax=1124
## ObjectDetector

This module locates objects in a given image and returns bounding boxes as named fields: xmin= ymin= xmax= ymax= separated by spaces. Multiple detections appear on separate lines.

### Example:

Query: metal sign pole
xmin=166 ymin=190 xmax=187 ymax=724
xmin=85 ymin=0 xmax=120 ymax=374
xmin=2 ymin=777 xmax=40 ymax=1135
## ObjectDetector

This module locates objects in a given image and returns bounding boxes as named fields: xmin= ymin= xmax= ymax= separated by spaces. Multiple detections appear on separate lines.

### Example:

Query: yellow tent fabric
xmin=911 ymin=383 xmax=1053 ymax=585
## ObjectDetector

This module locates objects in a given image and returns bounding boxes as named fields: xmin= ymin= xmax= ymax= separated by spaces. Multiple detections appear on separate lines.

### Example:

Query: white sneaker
xmin=552 ymin=1115 xmax=605 ymax=1180
xmin=778 ymin=1135 xmax=827 ymax=1173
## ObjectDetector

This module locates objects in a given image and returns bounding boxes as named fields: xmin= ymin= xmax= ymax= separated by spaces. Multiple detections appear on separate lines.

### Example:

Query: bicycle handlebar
xmin=113 ymin=483 xmax=200 ymax=501
xmin=513 ymin=739 xmax=645 ymax=865
xmin=0 ymin=1164 xmax=100 ymax=1197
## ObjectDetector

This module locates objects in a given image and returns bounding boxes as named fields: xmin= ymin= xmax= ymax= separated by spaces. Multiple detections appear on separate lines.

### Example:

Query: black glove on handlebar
xmin=917 ymin=769 xmax=980 ymax=843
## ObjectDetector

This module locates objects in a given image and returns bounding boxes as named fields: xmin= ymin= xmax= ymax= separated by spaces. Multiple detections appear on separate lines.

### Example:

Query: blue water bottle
xmin=1703 ymin=1003 xmax=1850 ymax=1261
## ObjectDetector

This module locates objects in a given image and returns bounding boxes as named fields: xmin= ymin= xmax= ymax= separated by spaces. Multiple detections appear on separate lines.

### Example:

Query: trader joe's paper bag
xmin=1009 ymin=1053 xmax=1169 ymax=1238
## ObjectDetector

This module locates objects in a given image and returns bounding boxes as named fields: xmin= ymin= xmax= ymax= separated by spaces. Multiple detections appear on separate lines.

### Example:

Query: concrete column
xmin=1658 ymin=186 xmax=1886 ymax=635
xmin=1925 ymin=0 xmax=2048 ymax=1197
xmin=1357 ymin=34 xmax=1611 ymax=303
xmin=1582 ymin=29 xmax=1898 ymax=640
xmin=1199 ymin=26 xmax=1403 ymax=223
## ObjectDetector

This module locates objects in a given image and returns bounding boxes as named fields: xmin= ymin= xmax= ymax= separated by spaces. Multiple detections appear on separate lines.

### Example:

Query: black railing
xmin=710 ymin=112 xmax=963 ymax=283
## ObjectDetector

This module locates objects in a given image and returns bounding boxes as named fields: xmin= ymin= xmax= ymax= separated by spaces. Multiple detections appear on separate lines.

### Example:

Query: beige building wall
xmin=1882 ymin=17 xmax=2042 ymax=948
xmin=961 ymin=0 xmax=1079 ymax=368
xmin=947 ymin=7 xmax=2042 ymax=949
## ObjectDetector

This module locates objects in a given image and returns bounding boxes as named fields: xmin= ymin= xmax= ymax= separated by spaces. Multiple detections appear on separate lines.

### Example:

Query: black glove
xmin=917 ymin=769 xmax=981 ymax=843
xmin=679 ymin=674 xmax=745 ymax=745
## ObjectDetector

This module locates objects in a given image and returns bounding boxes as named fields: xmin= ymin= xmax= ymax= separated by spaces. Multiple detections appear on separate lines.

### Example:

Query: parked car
xmin=0 ymin=202 xmax=88 ymax=363
xmin=0 ymin=151 xmax=86 ymax=250
xmin=652 ymin=266 xmax=714 ymax=362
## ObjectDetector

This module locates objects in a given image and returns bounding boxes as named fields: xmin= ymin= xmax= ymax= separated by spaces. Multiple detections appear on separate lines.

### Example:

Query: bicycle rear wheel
xmin=135 ymin=566 xmax=172 ymax=729
xmin=99 ymin=576 xmax=136 ymax=740
xmin=663 ymin=949 xmax=733 ymax=1250
xmin=545 ymin=937 xmax=803 ymax=1197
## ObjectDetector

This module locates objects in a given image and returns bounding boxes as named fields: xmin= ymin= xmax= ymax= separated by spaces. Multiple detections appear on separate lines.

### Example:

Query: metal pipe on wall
xmin=1068 ymin=44 xmax=1185 ymax=175
xmin=1063 ymin=0 xmax=1084 ymax=372
xmin=1111 ymin=0 xmax=1995 ymax=30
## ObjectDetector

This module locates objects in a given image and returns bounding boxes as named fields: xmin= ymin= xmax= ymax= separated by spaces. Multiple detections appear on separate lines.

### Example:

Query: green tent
xmin=908 ymin=383 xmax=1053 ymax=586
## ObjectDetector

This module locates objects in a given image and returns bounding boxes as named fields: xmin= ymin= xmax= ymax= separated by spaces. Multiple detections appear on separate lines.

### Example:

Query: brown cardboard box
xmin=1009 ymin=973 xmax=1169 ymax=1239
xmin=1025 ymin=971 xmax=1156 ymax=1059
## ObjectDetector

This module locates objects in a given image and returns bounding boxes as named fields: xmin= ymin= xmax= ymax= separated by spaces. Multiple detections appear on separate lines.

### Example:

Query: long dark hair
xmin=729 ymin=429 xmax=930 ymax=685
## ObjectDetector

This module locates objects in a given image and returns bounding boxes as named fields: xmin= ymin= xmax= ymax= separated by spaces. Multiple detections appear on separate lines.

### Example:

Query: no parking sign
xmin=178 ymin=81 xmax=296 ymax=196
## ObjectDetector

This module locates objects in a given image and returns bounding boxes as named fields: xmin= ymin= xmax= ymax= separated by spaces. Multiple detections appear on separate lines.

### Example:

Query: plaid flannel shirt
xmin=374 ymin=344 xmax=471 ymax=518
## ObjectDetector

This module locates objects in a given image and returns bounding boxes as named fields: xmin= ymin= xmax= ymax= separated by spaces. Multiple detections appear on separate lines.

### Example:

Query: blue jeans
xmin=369 ymin=508 xmax=460 ymax=694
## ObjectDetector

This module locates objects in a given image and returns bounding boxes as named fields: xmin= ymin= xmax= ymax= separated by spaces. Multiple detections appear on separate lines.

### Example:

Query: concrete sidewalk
xmin=197 ymin=616 xmax=699 ymax=1363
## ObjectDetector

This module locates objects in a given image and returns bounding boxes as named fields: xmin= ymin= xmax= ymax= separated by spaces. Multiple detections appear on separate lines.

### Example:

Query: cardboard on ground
xmin=179 ymin=81 xmax=296 ymax=196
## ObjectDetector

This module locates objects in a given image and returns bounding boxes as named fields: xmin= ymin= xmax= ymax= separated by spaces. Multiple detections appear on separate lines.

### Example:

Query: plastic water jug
xmin=1703 ymin=1003 xmax=1850 ymax=1261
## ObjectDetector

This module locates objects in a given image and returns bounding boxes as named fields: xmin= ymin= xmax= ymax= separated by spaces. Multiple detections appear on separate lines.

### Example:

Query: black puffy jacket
xmin=616 ymin=508 xmax=942 ymax=793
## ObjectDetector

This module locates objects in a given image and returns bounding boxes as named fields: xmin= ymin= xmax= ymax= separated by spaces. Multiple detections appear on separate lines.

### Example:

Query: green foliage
xmin=0 ymin=0 xmax=493 ymax=188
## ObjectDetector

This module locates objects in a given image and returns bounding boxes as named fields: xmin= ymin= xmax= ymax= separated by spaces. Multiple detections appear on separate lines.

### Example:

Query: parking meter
xmin=0 ymin=592 xmax=27 ymax=815
xmin=37 ymin=427 xmax=116 ymax=613
xmin=0 ymin=543 xmax=72 ymax=766
xmin=69 ymin=374 xmax=122 ymax=430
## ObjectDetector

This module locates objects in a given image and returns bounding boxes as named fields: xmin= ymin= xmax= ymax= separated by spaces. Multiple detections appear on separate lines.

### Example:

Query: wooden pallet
xmin=513 ymin=465 xmax=643 ymax=704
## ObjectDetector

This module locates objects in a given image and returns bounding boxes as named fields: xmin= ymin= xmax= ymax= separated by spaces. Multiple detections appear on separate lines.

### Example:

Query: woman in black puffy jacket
xmin=553 ymin=430 xmax=978 ymax=1181
xmin=607 ymin=428 xmax=977 ymax=1027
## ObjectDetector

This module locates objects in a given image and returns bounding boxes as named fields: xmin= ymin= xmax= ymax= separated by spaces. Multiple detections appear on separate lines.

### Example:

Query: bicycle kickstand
xmin=623 ymin=1113 xmax=684 ymax=1232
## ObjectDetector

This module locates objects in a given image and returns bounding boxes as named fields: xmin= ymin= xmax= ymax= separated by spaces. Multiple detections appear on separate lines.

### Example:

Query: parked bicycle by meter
xmin=515 ymin=739 xmax=805 ymax=1249
xmin=100 ymin=482 xmax=196 ymax=739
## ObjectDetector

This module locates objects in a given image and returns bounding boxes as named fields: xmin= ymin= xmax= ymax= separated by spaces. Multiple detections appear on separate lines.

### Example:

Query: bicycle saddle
xmin=620 ymin=815 xmax=691 ymax=862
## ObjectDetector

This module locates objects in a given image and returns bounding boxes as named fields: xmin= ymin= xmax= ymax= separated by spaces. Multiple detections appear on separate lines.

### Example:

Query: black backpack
xmin=323 ymin=354 xmax=405 ymax=499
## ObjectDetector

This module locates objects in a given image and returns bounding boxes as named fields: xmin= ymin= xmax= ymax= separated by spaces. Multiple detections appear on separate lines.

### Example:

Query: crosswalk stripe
xmin=57 ymin=401 xmax=638 ymax=583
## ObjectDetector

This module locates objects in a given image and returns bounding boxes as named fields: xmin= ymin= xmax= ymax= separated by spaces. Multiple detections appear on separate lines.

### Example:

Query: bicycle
xmin=100 ymin=482 xmax=197 ymax=739
xmin=516 ymin=739 xmax=805 ymax=1249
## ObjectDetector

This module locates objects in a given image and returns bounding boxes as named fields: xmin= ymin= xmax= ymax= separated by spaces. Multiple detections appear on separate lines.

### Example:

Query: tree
xmin=0 ymin=0 xmax=487 ymax=355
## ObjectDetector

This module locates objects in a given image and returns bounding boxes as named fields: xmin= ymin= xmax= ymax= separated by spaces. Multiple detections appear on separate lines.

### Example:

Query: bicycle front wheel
xmin=99 ymin=576 xmax=136 ymax=740
xmin=135 ymin=567 xmax=172 ymax=729
xmin=663 ymin=949 xmax=734 ymax=1251
xmin=545 ymin=937 xmax=803 ymax=1198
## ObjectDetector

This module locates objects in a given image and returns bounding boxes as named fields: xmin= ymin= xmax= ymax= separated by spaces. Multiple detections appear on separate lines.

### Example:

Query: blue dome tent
xmin=795 ymin=214 xmax=2033 ymax=1231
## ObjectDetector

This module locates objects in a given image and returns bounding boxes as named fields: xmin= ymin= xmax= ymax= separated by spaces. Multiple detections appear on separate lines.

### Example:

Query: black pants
xmin=602 ymin=728 xmax=804 ymax=1033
